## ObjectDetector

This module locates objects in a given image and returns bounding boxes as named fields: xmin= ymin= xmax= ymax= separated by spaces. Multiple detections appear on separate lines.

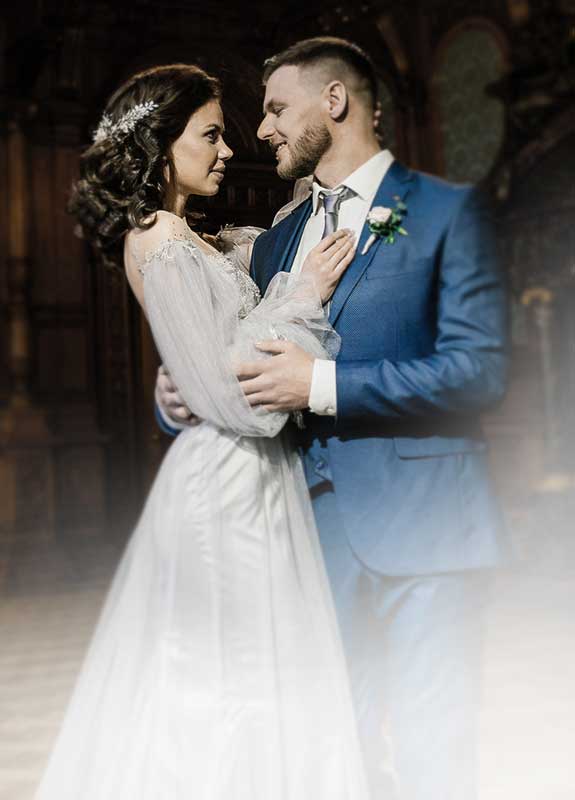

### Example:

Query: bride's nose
xmin=219 ymin=140 xmax=233 ymax=161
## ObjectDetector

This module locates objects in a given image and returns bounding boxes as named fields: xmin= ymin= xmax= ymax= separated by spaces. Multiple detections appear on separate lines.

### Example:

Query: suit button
xmin=316 ymin=458 xmax=326 ymax=470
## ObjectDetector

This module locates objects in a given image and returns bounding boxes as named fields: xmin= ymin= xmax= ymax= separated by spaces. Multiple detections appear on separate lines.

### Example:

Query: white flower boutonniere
xmin=361 ymin=196 xmax=408 ymax=255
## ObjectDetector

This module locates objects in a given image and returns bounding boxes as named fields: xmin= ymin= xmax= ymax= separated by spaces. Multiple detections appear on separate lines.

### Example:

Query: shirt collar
xmin=311 ymin=149 xmax=395 ymax=215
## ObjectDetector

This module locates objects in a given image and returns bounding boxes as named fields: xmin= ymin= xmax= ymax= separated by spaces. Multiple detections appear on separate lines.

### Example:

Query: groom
xmin=157 ymin=37 xmax=508 ymax=800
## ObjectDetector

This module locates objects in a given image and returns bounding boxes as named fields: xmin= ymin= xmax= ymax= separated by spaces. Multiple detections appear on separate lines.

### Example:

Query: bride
xmin=35 ymin=64 xmax=369 ymax=798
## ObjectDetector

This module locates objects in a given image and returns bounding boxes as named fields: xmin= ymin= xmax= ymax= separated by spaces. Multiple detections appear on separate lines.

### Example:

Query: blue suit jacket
xmin=250 ymin=160 xmax=509 ymax=575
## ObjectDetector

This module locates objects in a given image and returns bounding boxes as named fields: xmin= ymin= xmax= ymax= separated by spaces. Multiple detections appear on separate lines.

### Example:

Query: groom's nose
xmin=257 ymin=116 xmax=274 ymax=141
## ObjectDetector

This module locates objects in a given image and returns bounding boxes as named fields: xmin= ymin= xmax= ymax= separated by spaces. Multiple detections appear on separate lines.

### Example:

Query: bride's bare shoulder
xmin=127 ymin=210 xmax=191 ymax=250
xmin=123 ymin=212 xmax=203 ymax=307
xmin=123 ymin=213 xmax=186 ymax=309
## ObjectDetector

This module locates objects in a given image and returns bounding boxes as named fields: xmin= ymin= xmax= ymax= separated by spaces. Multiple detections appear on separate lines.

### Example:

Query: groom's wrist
xmin=308 ymin=359 xmax=337 ymax=416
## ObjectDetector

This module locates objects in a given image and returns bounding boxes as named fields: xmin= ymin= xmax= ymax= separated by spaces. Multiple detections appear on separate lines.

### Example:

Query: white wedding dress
xmin=35 ymin=213 xmax=369 ymax=800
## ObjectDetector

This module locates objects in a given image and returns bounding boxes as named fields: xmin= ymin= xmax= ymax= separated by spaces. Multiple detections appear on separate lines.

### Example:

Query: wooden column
xmin=0 ymin=109 xmax=55 ymax=547
xmin=5 ymin=116 xmax=33 ymax=410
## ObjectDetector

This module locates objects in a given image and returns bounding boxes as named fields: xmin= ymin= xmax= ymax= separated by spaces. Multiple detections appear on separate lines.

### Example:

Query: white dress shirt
xmin=290 ymin=149 xmax=395 ymax=416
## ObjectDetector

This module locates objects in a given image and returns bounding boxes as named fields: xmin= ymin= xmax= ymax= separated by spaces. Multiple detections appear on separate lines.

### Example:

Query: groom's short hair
xmin=263 ymin=37 xmax=378 ymax=109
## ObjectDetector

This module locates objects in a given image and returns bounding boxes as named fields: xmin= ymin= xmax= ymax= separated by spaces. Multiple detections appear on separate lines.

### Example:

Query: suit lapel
xmin=329 ymin=160 xmax=414 ymax=326
xmin=260 ymin=198 xmax=312 ymax=292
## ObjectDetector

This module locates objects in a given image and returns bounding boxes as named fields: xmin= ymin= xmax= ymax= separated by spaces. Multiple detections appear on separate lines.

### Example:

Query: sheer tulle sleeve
xmin=235 ymin=271 xmax=340 ymax=364
xmin=214 ymin=224 xmax=340 ymax=362
xmin=131 ymin=221 xmax=339 ymax=439
xmin=141 ymin=239 xmax=284 ymax=437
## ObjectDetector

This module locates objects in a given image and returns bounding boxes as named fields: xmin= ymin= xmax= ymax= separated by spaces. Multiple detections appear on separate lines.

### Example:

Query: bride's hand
xmin=301 ymin=229 xmax=356 ymax=304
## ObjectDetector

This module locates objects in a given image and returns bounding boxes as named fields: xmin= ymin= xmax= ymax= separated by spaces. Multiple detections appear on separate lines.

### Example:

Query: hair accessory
xmin=93 ymin=100 xmax=159 ymax=144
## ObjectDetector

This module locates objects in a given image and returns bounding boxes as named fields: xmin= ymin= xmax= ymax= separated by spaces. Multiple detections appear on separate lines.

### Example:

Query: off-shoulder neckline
xmin=136 ymin=210 xmax=223 ymax=261
xmin=128 ymin=208 xmax=225 ymax=260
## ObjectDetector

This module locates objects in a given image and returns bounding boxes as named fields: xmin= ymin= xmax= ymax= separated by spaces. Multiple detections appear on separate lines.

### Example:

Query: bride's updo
xmin=69 ymin=63 xmax=221 ymax=267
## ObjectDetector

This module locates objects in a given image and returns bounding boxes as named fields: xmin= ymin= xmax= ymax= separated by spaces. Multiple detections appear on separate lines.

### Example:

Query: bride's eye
xmin=205 ymin=129 xmax=218 ymax=142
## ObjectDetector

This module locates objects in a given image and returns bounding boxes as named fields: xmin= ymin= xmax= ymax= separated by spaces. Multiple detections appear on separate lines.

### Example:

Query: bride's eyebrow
xmin=204 ymin=123 xmax=225 ymax=133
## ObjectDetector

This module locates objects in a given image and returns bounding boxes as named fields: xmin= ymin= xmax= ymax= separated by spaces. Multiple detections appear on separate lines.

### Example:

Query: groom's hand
xmin=236 ymin=341 xmax=314 ymax=412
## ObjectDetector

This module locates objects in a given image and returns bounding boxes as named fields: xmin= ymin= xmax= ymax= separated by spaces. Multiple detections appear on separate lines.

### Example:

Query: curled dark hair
xmin=69 ymin=63 xmax=221 ymax=268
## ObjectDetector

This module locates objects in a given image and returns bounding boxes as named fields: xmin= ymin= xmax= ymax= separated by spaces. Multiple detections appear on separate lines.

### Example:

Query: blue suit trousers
xmin=312 ymin=483 xmax=490 ymax=800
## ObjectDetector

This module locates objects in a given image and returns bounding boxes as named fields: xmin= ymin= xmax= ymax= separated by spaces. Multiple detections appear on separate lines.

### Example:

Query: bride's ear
xmin=162 ymin=153 xmax=175 ymax=186
xmin=324 ymin=81 xmax=348 ymax=121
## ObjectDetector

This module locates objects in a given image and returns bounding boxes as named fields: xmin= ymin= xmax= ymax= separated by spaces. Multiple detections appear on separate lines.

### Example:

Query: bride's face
xmin=167 ymin=99 xmax=233 ymax=197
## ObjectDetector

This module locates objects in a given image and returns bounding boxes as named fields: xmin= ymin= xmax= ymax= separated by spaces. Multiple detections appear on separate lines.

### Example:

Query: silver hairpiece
xmin=93 ymin=100 xmax=158 ymax=144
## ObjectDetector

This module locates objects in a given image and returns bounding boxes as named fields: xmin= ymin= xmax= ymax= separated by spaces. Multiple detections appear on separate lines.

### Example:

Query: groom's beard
xmin=275 ymin=122 xmax=332 ymax=180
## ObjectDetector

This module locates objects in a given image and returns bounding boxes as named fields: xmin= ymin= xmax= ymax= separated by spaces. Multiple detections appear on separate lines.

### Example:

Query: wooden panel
xmin=55 ymin=445 xmax=107 ymax=535
xmin=54 ymin=147 xmax=86 ymax=304
xmin=31 ymin=144 xmax=85 ymax=306
xmin=0 ymin=455 xmax=17 ymax=538
xmin=30 ymin=144 xmax=58 ymax=305
xmin=0 ymin=130 xmax=10 ymax=397
xmin=35 ymin=327 xmax=88 ymax=394
xmin=13 ymin=447 xmax=55 ymax=538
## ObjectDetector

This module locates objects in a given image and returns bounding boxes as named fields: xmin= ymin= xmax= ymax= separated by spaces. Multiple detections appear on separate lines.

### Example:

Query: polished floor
xmin=1 ymin=490 xmax=574 ymax=800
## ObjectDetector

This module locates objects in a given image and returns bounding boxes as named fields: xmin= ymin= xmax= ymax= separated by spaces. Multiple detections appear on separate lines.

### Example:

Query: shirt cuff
xmin=309 ymin=359 xmax=337 ymax=416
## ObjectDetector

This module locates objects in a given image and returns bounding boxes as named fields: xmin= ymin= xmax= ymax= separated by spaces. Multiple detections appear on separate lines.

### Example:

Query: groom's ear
xmin=323 ymin=80 xmax=348 ymax=121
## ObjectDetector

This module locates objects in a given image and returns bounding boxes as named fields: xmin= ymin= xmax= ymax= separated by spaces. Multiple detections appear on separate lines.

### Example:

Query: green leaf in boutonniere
xmin=361 ymin=196 xmax=408 ymax=255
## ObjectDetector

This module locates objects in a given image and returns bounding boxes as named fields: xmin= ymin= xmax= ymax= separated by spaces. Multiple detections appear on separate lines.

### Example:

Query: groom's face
xmin=258 ymin=65 xmax=332 ymax=180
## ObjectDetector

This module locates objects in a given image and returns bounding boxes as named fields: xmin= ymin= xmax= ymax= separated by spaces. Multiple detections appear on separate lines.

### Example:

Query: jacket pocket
xmin=394 ymin=435 xmax=488 ymax=459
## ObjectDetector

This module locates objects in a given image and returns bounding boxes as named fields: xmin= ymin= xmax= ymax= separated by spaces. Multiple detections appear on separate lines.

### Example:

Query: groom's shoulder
xmin=403 ymin=166 xmax=482 ymax=226
xmin=407 ymin=166 xmax=474 ymax=205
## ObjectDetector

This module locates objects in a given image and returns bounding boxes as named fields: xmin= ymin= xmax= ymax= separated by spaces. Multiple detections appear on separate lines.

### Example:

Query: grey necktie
xmin=318 ymin=187 xmax=353 ymax=238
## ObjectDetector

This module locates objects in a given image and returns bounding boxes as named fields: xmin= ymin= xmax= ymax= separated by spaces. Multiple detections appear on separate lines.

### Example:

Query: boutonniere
xmin=361 ymin=196 xmax=408 ymax=255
